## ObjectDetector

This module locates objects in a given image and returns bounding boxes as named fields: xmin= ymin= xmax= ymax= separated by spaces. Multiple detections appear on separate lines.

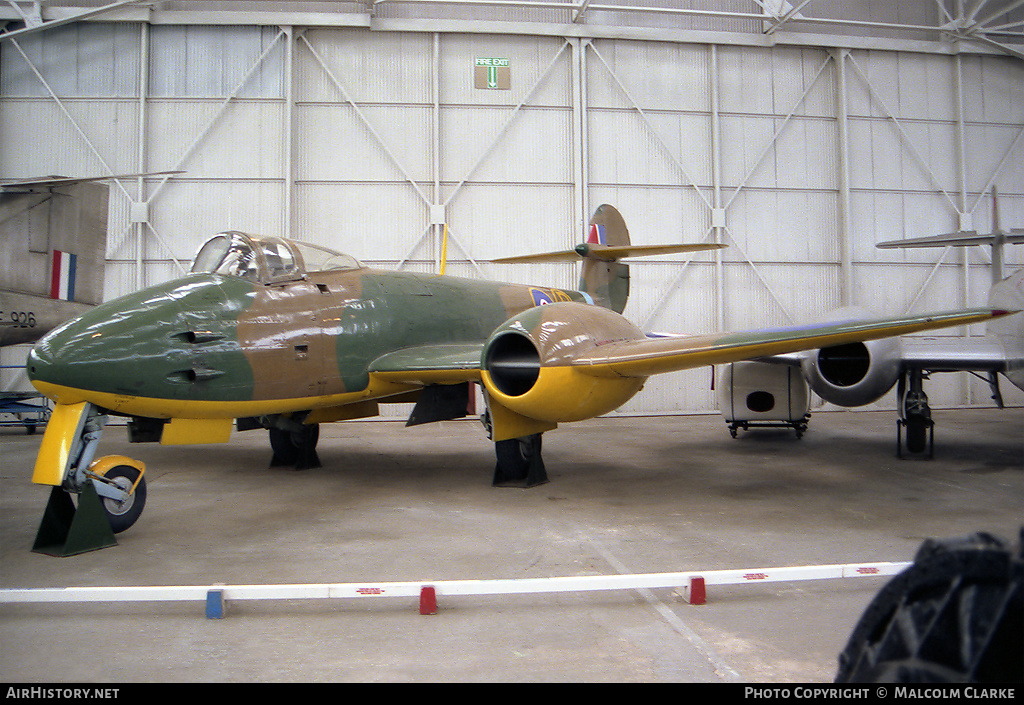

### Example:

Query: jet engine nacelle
xmin=480 ymin=302 xmax=646 ymax=426
xmin=800 ymin=307 xmax=903 ymax=407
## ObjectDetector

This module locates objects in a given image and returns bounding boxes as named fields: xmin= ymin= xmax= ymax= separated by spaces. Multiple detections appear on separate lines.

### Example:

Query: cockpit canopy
xmin=190 ymin=231 xmax=362 ymax=284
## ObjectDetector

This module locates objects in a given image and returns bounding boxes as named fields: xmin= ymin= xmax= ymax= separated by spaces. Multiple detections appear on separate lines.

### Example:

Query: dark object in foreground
xmin=836 ymin=528 xmax=1023 ymax=682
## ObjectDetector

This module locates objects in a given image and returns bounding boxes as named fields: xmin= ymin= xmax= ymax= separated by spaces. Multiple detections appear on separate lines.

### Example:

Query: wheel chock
xmin=682 ymin=576 xmax=706 ymax=605
xmin=419 ymin=585 xmax=437 ymax=615
xmin=31 ymin=483 xmax=117 ymax=557
xmin=206 ymin=588 xmax=226 ymax=619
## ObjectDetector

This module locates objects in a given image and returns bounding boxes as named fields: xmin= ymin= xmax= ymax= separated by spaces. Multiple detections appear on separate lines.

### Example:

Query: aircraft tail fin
xmin=580 ymin=204 xmax=632 ymax=314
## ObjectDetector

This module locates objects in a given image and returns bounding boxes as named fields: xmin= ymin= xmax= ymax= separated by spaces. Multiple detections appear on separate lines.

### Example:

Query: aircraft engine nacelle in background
xmin=480 ymin=302 xmax=646 ymax=434
xmin=800 ymin=307 xmax=903 ymax=407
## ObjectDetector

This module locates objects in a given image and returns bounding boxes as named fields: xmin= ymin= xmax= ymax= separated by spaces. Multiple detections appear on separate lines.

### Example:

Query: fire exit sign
xmin=475 ymin=57 xmax=510 ymax=90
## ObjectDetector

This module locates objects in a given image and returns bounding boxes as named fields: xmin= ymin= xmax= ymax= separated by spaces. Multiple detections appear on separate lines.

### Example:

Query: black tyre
xmin=905 ymin=415 xmax=929 ymax=454
xmin=495 ymin=437 xmax=529 ymax=476
xmin=269 ymin=424 xmax=321 ymax=469
xmin=835 ymin=529 xmax=1023 ymax=682
xmin=99 ymin=465 xmax=147 ymax=534
xmin=269 ymin=426 xmax=299 ymax=466
xmin=493 ymin=434 xmax=547 ymax=486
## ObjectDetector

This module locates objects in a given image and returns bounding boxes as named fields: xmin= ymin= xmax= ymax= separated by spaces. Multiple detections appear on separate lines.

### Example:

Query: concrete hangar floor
xmin=1 ymin=407 xmax=1021 ymax=683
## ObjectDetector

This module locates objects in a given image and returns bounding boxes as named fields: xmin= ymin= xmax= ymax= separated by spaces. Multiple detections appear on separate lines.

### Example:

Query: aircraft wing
xmin=369 ymin=343 xmax=484 ymax=385
xmin=571 ymin=308 xmax=1008 ymax=378
xmin=367 ymin=309 xmax=1011 ymax=386
xmin=876 ymin=231 xmax=1024 ymax=248
xmin=898 ymin=336 xmax=1013 ymax=372
xmin=0 ymin=171 xmax=182 ymax=192
xmin=492 ymin=242 xmax=725 ymax=263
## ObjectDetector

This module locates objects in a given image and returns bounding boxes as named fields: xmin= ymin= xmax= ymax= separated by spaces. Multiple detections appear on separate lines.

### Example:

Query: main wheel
xmin=494 ymin=437 xmax=530 ymax=481
xmin=493 ymin=434 xmax=548 ymax=487
xmin=905 ymin=414 xmax=929 ymax=454
xmin=99 ymin=465 xmax=147 ymax=534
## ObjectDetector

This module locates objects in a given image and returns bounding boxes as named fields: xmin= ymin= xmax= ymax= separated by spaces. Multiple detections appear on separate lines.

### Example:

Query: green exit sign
xmin=475 ymin=57 xmax=511 ymax=90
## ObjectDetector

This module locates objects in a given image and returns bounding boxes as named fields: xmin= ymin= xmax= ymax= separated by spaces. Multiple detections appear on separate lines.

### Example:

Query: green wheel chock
xmin=32 ymin=483 xmax=117 ymax=557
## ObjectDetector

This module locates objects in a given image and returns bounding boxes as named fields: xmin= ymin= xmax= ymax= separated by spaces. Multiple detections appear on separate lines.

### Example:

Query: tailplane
xmin=492 ymin=204 xmax=724 ymax=314
xmin=876 ymin=188 xmax=1024 ymax=286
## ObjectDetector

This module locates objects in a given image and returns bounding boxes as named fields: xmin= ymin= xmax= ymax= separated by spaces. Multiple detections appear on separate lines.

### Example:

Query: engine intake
xmin=817 ymin=342 xmax=871 ymax=387
xmin=480 ymin=302 xmax=647 ymax=428
xmin=483 ymin=332 xmax=540 ymax=397
xmin=802 ymin=337 xmax=901 ymax=406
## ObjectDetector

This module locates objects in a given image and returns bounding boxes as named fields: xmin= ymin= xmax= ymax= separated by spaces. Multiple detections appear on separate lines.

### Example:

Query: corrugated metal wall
xmin=2 ymin=10 xmax=1022 ymax=412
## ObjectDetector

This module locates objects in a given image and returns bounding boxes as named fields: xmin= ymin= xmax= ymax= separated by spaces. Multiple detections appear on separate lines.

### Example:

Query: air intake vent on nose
xmin=173 ymin=330 xmax=225 ymax=344
xmin=167 ymin=365 xmax=225 ymax=383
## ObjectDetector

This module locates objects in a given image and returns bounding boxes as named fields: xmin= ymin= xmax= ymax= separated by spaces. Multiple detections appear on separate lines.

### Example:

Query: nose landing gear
xmin=30 ymin=401 xmax=147 ymax=556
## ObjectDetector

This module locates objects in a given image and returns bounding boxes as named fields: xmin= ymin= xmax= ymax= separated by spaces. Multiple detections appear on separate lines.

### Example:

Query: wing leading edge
xmin=571 ymin=308 xmax=1012 ymax=379
xmin=369 ymin=343 xmax=484 ymax=386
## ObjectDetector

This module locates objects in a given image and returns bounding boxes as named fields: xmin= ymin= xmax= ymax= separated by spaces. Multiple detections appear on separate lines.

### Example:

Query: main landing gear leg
xmin=493 ymin=434 xmax=549 ymax=488
xmin=269 ymin=422 xmax=321 ymax=470
xmin=897 ymin=369 xmax=934 ymax=459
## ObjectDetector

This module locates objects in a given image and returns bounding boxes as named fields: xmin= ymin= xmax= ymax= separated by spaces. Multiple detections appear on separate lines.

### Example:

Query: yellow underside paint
xmin=161 ymin=417 xmax=234 ymax=445
xmin=485 ymin=396 xmax=557 ymax=442
xmin=481 ymin=366 xmax=645 ymax=427
xmin=32 ymin=401 xmax=89 ymax=486
xmin=31 ymin=377 xmax=421 ymax=422
xmin=369 ymin=368 xmax=482 ymax=385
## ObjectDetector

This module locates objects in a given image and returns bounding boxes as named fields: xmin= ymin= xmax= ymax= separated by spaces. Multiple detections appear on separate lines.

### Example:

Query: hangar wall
xmin=2 ymin=2 xmax=1023 ymax=414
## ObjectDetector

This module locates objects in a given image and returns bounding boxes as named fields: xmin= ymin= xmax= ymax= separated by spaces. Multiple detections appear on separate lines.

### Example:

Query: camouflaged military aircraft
xmin=25 ymin=205 xmax=1014 ymax=536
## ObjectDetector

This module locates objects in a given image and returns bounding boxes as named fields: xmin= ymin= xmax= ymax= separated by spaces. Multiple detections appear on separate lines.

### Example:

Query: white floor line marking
xmin=587 ymin=537 xmax=742 ymax=682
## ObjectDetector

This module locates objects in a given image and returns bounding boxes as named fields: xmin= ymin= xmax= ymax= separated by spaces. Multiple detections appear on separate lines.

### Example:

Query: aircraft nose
xmin=28 ymin=275 xmax=253 ymax=406
xmin=27 ymin=289 xmax=186 ymax=399
xmin=26 ymin=339 xmax=56 ymax=386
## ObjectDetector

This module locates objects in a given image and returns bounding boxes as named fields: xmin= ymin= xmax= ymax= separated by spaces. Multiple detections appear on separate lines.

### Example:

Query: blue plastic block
xmin=206 ymin=589 xmax=225 ymax=619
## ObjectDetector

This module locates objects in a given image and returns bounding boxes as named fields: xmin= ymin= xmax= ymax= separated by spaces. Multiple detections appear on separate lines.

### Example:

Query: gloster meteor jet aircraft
xmin=25 ymin=205 xmax=1013 ymax=536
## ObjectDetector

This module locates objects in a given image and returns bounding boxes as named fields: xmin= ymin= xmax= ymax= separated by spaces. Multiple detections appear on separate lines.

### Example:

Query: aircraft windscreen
xmin=191 ymin=234 xmax=260 ymax=281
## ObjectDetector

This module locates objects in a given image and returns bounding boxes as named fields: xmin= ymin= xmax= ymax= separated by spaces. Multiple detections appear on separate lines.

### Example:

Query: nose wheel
xmin=97 ymin=465 xmax=147 ymax=534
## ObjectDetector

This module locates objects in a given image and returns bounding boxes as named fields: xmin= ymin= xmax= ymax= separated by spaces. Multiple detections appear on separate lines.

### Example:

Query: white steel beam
xmin=135 ymin=20 xmax=149 ymax=291
xmin=0 ymin=560 xmax=911 ymax=609
xmin=442 ymin=39 xmax=571 ymax=209
xmin=283 ymin=26 xmax=297 ymax=241
xmin=4 ymin=1 xmax=1021 ymax=61
xmin=7 ymin=38 xmax=128 ymax=199
xmin=588 ymin=41 xmax=713 ymax=212
xmin=833 ymin=49 xmax=853 ymax=308
xmin=148 ymin=28 xmax=287 ymax=205
xmin=0 ymin=0 xmax=147 ymax=42
xmin=710 ymin=44 xmax=724 ymax=333
xmin=846 ymin=53 xmax=960 ymax=215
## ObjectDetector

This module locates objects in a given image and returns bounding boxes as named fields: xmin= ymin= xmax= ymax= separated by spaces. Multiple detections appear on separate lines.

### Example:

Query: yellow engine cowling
xmin=480 ymin=302 xmax=646 ymax=439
